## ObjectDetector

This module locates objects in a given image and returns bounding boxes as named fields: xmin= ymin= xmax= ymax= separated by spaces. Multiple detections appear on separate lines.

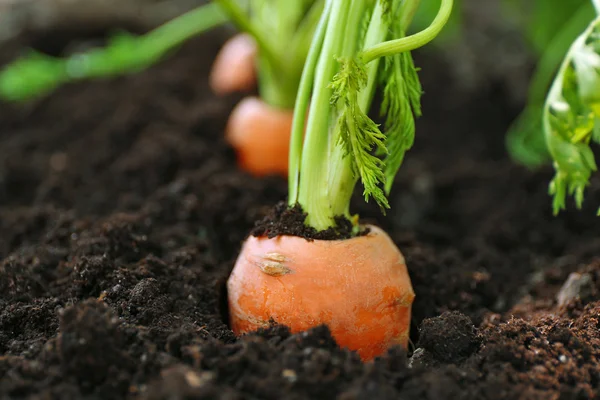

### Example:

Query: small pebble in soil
xmin=416 ymin=311 xmax=480 ymax=364
xmin=408 ymin=347 xmax=434 ymax=368
xmin=558 ymin=354 xmax=567 ymax=363
xmin=282 ymin=369 xmax=298 ymax=382
xmin=556 ymin=272 xmax=593 ymax=307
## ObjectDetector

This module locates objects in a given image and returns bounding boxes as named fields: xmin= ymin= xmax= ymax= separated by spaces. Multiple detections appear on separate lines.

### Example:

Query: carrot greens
xmin=542 ymin=0 xmax=600 ymax=214
xmin=213 ymin=0 xmax=324 ymax=109
xmin=506 ymin=0 xmax=595 ymax=167
xmin=288 ymin=0 xmax=453 ymax=231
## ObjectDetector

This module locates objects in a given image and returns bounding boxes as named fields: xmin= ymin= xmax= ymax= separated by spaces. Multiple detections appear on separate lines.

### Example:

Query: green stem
xmin=309 ymin=0 xmax=367 ymax=225
xmin=82 ymin=2 xmax=229 ymax=77
xmin=284 ymin=0 xmax=327 ymax=104
xmin=361 ymin=0 xmax=453 ymax=64
xmin=292 ymin=0 xmax=451 ymax=231
xmin=339 ymin=0 xmax=368 ymax=57
xmin=326 ymin=0 xmax=388 ymax=219
xmin=324 ymin=0 xmax=424 ymax=221
xmin=256 ymin=59 xmax=299 ymax=109
xmin=297 ymin=0 xmax=350 ymax=230
xmin=216 ymin=0 xmax=324 ymax=110
xmin=139 ymin=3 xmax=227 ymax=61
xmin=288 ymin=0 xmax=333 ymax=204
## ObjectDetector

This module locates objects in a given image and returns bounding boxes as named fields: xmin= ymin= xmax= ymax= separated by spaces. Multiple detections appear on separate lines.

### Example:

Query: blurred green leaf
xmin=543 ymin=16 xmax=600 ymax=214
xmin=0 ymin=51 xmax=68 ymax=102
xmin=526 ymin=0 xmax=589 ymax=55
xmin=506 ymin=1 xmax=595 ymax=167
xmin=0 ymin=2 xmax=228 ymax=102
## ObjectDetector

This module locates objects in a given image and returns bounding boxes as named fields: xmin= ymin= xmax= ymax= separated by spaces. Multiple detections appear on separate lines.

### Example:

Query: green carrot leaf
xmin=378 ymin=23 xmax=423 ymax=194
xmin=505 ymin=0 xmax=594 ymax=168
xmin=378 ymin=51 xmax=422 ymax=194
xmin=330 ymin=57 xmax=389 ymax=210
xmin=544 ymin=16 xmax=600 ymax=214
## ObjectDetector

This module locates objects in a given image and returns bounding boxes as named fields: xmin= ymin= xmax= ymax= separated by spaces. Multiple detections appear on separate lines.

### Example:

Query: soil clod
xmin=251 ymin=201 xmax=367 ymax=240
xmin=416 ymin=311 xmax=480 ymax=363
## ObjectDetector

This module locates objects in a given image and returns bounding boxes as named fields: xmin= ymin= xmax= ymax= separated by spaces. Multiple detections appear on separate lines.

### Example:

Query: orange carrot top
xmin=206 ymin=1 xmax=326 ymax=178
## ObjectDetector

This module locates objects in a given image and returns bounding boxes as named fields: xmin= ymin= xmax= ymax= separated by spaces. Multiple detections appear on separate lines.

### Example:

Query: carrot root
xmin=209 ymin=33 xmax=257 ymax=95
xmin=225 ymin=96 xmax=292 ymax=177
xmin=227 ymin=225 xmax=415 ymax=361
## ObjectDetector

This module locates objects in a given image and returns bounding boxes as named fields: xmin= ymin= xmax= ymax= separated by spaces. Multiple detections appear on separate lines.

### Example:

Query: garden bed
xmin=1 ymin=22 xmax=599 ymax=400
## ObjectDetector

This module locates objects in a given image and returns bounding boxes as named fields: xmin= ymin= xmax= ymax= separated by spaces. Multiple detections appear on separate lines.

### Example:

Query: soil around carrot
xmin=1 ymin=23 xmax=600 ymax=400
xmin=250 ymin=201 xmax=369 ymax=240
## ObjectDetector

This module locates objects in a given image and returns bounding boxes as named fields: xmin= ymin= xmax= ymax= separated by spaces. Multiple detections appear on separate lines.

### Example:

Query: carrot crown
xmin=288 ymin=0 xmax=453 ymax=231
xmin=215 ymin=0 xmax=325 ymax=109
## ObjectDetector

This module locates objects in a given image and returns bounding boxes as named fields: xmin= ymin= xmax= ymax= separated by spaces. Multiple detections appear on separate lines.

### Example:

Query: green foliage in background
xmin=505 ymin=0 xmax=594 ymax=168
xmin=542 ymin=12 xmax=600 ymax=214
xmin=411 ymin=0 xmax=594 ymax=169
xmin=0 ymin=3 xmax=229 ymax=102
xmin=414 ymin=0 xmax=600 ymax=214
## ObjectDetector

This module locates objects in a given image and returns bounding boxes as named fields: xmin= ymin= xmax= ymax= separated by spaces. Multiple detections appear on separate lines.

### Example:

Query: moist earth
xmin=1 ymin=23 xmax=600 ymax=400
xmin=250 ymin=202 xmax=368 ymax=240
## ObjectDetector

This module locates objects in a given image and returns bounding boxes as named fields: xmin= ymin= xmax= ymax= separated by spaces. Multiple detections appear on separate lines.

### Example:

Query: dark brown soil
xmin=1 ymin=23 xmax=600 ymax=400
xmin=250 ymin=202 xmax=368 ymax=240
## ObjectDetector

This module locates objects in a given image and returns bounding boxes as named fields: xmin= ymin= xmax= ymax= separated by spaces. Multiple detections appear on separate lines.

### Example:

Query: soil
xmin=1 ymin=20 xmax=600 ymax=400
xmin=250 ymin=202 xmax=367 ymax=240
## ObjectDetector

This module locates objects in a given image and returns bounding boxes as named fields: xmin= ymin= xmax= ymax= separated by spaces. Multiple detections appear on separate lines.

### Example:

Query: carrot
xmin=213 ymin=0 xmax=324 ymax=176
xmin=209 ymin=33 xmax=257 ymax=96
xmin=227 ymin=0 xmax=453 ymax=361
xmin=228 ymin=225 xmax=414 ymax=360
xmin=225 ymin=96 xmax=292 ymax=176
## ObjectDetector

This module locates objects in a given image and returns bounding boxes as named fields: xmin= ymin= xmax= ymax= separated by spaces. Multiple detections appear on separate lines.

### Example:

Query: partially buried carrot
xmin=209 ymin=33 xmax=257 ymax=96
xmin=228 ymin=225 xmax=414 ymax=360
xmin=225 ymin=97 xmax=292 ymax=177
xmin=227 ymin=0 xmax=453 ymax=361
xmin=213 ymin=0 xmax=324 ymax=177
